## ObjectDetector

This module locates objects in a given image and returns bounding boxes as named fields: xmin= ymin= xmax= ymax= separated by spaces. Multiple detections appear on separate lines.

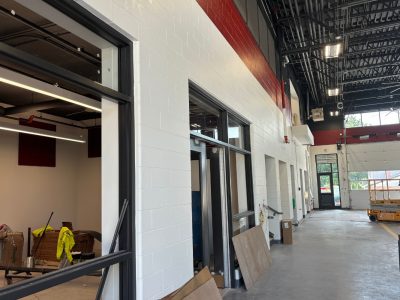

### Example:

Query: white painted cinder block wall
xmin=76 ymin=0 xmax=308 ymax=298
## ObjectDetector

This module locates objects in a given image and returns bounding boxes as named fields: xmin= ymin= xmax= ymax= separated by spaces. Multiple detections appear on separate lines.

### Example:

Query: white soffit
xmin=292 ymin=124 xmax=314 ymax=145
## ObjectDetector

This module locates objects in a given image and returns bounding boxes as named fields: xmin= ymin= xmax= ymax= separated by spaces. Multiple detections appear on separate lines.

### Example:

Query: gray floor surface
xmin=224 ymin=210 xmax=400 ymax=300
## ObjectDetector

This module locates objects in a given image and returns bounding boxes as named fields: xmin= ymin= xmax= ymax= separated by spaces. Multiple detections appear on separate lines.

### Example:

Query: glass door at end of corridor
xmin=318 ymin=173 xmax=334 ymax=209
xmin=316 ymin=154 xmax=341 ymax=209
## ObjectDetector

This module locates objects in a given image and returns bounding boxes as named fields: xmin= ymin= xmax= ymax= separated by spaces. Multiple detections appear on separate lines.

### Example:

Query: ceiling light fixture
xmin=324 ymin=43 xmax=342 ymax=58
xmin=0 ymin=121 xmax=85 ymax=143
xmin=327 ymin=88 xmax=339 ymax=96
xmin=0 ymin=66 xmax=101 ymax=112
xmin=330 ymin=110 xmax=339 ymax=117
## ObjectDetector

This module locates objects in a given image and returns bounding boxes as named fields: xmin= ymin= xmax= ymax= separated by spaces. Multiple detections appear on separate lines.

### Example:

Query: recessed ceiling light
xmin=327 ymin=88 xmax=339 ymax=96
xmin=324 ymin=43 xmax=342 ymax=58
xmin=0 ymin=120 xmax=85 ymax=143
xmin=0 ymin=66 xmax=101 ymax=112
xmin=330 ymin=110 xmax=339 ymax=117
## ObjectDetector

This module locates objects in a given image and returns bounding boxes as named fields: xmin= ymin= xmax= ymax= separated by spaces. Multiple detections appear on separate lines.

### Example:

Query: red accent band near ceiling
xmin=197 ymin=0 xmax=284 ymax=110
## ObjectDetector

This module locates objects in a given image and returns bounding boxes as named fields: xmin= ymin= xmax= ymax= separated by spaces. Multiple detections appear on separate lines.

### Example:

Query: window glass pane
xmin=368 ymin=171 xmax=385 ymax=179
xmin=350 ymin=181 xmax=368 ymax=190
xmin=380 ymin=111 xmax=399 ymax=125
xmin=386 ymin=170 xmax=400 ymax=179
xmin=332 ymin=163 xmax=338 ymax=172
xmin=228 ymin=117 xmax=244 ymax=148
xmin=348 ymin=172 xmax=368 ymax=181
xmin=362 ymin=112 xmax=380 ymax=126
xmin=332 ymin=173 xmax=341 ymax=206
xmin=189 ymin=97 xmax=221 ymax=140
xmin=319 ymin=175 xmax=331 ymax=194
xmin=317 ymin=163 xmax=331 ymax=173
xmin=345 ymin=114 xmax=362 ymax=128
xmin=229 ymin=151 xmax=248 ymax=215
xmin=387 ymin=179 xmax=400 ymax=188
xmin=233 ymin=216 xmax=249 ymax=236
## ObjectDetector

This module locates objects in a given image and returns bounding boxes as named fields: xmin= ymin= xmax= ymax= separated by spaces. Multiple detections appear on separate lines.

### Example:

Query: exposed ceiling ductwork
xmin=263 ymin=0 xmax=400 ymax=114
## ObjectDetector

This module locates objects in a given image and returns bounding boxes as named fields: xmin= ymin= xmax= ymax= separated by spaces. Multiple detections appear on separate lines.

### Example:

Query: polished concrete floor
xmin=225 ymin=210 xmax=400 ymax=300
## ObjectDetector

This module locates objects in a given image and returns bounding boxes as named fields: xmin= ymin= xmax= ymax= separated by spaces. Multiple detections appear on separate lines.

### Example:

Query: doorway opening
xmin=189 ymin=82 xmax=255 ymax=288
xmin=0 ymin=1 xmax=134 ymax=299
xmin=191 ymin=140 xmax=227 ymax=284
xmin=316 ymin=154 xmax=341 ymax=209
xmin=265 ymin=155 xmax=280 ymax=240
xmin=278 ymin=161 xmax=291 ymax=219
xmin=299 ymin=169 xmax=305 ymax=218
xmin=290 ymin=165 xmax=297 ymax=223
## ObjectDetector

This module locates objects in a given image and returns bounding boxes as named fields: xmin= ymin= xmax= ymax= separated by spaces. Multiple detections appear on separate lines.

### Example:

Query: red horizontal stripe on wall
xmin=313 ymin=123 xmax=400 ymax=145
xmin=197 ymin=0 xmax=284 ymax=110
xmin=313 ymin=129 xmax=343 ymax=146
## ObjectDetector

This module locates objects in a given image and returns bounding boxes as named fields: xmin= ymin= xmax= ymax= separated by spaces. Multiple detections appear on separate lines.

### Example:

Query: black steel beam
xmin=345 ymin=19 xmax=400 ymax=36
xmin=343 ymin=84 xmax=400 ymax=93
xmin=341 ymin=73 xmax=400 ymax=85
xmin=0 ymin=251 xmax=131 ymax=300
xmin=346 ymin=100 xmax=400 ymax=112
xmin=346 ymin=43 xmax=400 ymax=56
xmin=341 ymin=61 xmax=400 ymax=73
xmin=327 ymin=5 xmax=400 ymax=21
xmin=344 ymin=92 xmax=400 ymax=102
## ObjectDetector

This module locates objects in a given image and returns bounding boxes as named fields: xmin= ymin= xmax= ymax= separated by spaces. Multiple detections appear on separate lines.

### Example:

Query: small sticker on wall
xmin=284 ymin=223 xmax=289 ymax=229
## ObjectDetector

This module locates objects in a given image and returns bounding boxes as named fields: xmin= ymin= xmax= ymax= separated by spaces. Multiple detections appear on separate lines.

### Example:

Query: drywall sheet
xmin=232 ymin=225 xmax=272 ymax=289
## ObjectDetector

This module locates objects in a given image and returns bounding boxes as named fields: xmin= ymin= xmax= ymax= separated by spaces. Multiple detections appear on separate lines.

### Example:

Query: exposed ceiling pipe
xmin=291 ymin=0 xmax=320 ymax=103
xmin=282 ymin=0 xmax=316 ymax=103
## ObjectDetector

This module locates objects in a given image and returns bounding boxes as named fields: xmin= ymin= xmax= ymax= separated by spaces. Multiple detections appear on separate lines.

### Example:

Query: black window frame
xmin=189 ymin=81 xmax=255 ymax=287
xmin=0 ymin=1 xmax=135 ymax=299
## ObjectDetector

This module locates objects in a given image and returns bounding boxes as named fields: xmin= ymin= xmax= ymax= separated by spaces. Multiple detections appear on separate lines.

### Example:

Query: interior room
xmin=0 ymin=0 xmax=119 ymax=297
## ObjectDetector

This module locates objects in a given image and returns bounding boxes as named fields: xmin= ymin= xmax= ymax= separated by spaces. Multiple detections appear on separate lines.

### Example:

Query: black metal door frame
xmin=0 ymin=1 xmax=135 ymax=299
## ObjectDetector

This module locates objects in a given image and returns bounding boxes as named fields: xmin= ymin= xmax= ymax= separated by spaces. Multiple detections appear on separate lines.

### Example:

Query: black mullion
xmin=245 ymin=153 xmax=255 ymax=227
xmin=118 ymin=44 xmax=135 ymax=300
xmin=220 ymin=111 xmax=229 ymax=143
xmin=224 ymin=147 xmax=236 ymax=288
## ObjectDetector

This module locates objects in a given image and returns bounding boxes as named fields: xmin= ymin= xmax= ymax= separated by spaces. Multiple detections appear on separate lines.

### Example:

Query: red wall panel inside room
xmin=18 ymin=119 xmax=56 ymax=167
xmin=88 ymin=126 xmax=101 ymax=158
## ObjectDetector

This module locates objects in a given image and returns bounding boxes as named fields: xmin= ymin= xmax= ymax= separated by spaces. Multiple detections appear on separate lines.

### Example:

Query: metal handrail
xmin=263 ymin=204 xmax=283 ymax=216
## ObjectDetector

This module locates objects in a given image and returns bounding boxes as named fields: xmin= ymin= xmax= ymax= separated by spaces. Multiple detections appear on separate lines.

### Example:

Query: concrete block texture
xmin=80 ymin=0 xmax=309 ymax=298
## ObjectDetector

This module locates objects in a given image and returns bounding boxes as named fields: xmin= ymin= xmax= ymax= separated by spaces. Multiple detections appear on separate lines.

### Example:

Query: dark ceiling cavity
xmin=0 ymin=0 xmax=101 ymax=123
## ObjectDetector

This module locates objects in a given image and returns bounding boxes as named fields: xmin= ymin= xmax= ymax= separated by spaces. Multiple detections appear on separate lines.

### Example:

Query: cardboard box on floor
xmin=0 ymin=232 xmax=24 ymax=267
xmin=162 ymin=267 xmax=222 ymax=300
xmin=281 ymin=220 xmax=293 ymax=244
